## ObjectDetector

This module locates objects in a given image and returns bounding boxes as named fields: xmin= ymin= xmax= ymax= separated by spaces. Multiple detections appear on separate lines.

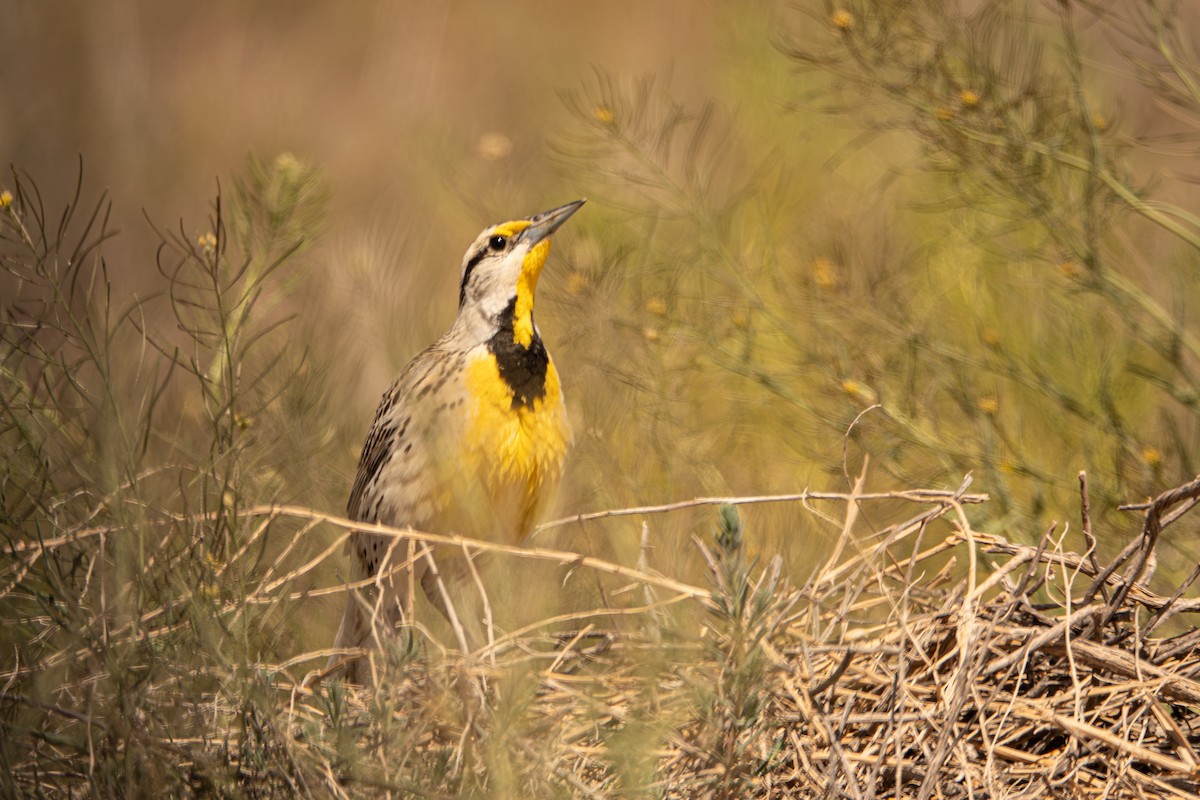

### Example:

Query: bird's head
xmin=455 ymin=199 xmax=585 ymax=347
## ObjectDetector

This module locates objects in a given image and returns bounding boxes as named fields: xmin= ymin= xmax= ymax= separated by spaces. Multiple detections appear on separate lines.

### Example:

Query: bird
xmin=330 ymin=200 xmax=584 ymax=683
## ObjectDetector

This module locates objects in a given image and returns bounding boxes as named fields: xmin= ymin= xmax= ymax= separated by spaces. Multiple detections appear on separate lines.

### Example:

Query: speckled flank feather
xmin=331 ymin=200 xmax=584 ymax=683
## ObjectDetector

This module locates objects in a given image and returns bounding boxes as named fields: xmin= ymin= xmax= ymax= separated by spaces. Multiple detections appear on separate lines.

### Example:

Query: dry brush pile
xmin=6 ymin=468 xmax=1200 ymax=798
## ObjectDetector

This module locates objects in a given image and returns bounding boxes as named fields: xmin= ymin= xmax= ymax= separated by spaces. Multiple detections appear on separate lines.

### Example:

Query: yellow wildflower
xmin=565 ymin=271 xmax=588 ymax=296
xmin=977 ymin=396 xmax=998 ymax=415
xmin=811 ymin=257 xmax=839 ymax=289
xmin=0 ymin=189 xmax=12 ymax=209
xmin=841 ymin=379 xmax=877 ymax=404
xmin=477 ymin=132 xmax=513 ymax=161
xmin=1058 ymin=260 xmax=1084 ymax=280
xmin=273 ymin=152 xmax=302 ymax=179
xmin=832 ymin=9 xmax=854 ymax=30
xmin=645 ymin=297 xmax=667 ymax=316
xmin=1141 ymin=447 xmax=1162 ymax=466
xmin=959 ymin=90 xmax=979 ymax=109
xmin=594 ymin=107 xmax=615 ymax=125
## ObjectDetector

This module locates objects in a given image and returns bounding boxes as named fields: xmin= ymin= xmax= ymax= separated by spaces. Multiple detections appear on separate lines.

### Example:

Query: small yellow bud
xmin=594 ymin=107 xmax=615 ymax=125
xmin=476 ymin=131 xmax=513 ymax=161
xmin=272 ymin=152 xmax=303 ymax=183
xmin=645 ymin=297 xmax=667 ymax=316
xmin=977 ymin=396 xmax=998 ymax=415
xmin=959 ymin=90 xmax=979 ymax=109
xmin=841 ymin=379 xmax=877 ymax=404
xmin=642 ymin=327 xmax=660 ymax=342
xmin=1058 ymin=260 xmax=1084 ymax=280
xmin=565 ymin=271 xmax=588 ymax=296
xmin=0 ymin=189 xmax=12 ymax=209
xmin=1091 ymin=113 xmax=1108 ymax=132
xmin=1141 ymin=447 xmax=1162 ymax=466
xmin=832 ymin=9 xmax=854 ymax=30
xmin=811 ymin=257 xmax=839 ymax=289
xmin=198 ymin=232 xmax=217 ymax=253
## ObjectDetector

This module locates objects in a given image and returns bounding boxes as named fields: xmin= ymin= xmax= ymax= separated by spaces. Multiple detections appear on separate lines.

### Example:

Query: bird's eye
xmin=488 ymin=235 xmax=507 ymax=251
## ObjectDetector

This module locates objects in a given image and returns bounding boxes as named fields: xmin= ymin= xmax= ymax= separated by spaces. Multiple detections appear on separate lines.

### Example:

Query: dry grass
xmin=6 ymin=468 xmax=1200 ymax=797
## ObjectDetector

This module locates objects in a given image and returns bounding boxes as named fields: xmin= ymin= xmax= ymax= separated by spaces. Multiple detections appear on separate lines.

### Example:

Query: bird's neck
xmin=512 ymin=271 xmax=537 ymax=347
xmin=487 ymin=295 xmax=548 ymax=408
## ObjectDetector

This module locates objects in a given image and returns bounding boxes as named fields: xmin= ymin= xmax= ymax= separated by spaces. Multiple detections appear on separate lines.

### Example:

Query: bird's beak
xmin=520 ymin=199 xmax=586 ymax=247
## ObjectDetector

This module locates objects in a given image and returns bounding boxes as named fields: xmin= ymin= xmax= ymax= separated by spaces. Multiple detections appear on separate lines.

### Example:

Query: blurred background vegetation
xmin=5 ymin=0 xmax=1200 ymax=794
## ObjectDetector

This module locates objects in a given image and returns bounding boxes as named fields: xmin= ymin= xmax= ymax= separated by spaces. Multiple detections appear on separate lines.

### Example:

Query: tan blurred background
xmin=2 ymin=0 xmax=711 ymax=260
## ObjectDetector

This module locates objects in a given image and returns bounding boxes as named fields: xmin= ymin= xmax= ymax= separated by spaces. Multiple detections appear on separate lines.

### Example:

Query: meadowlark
xmin=331 ymin=200 xmax=584 ymax=682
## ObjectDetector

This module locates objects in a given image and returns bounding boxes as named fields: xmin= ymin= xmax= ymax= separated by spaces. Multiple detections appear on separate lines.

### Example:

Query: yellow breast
xmin=463 ymin=350 xmax=571 ymax=514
